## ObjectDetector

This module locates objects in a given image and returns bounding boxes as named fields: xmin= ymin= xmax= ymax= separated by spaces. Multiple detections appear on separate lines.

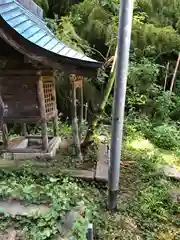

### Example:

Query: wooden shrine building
xmin=0 ymin=0 xmax=101 ymax=158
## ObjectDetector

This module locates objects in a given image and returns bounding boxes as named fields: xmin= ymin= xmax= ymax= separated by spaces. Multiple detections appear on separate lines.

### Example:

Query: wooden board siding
xmin=0 ymin=75 xmax=40 ymax=121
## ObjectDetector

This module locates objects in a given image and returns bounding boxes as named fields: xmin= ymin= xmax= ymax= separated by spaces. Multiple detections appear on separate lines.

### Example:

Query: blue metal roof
xmin=0 ymin=0 xmax=100 ymax=66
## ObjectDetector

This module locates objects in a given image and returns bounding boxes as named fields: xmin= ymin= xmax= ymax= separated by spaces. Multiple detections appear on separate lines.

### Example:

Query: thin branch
xmin=78 ymin=43 xmax=106 ymax=60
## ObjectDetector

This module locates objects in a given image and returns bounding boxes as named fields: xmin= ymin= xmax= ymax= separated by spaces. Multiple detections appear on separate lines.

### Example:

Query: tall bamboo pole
xmin=164 ymin=62 xmax=169 ymax=91
xmin=170 ymin=53 xmax=180 ymax=94
xmin=81 ymin=48 xmax=117 ymax=148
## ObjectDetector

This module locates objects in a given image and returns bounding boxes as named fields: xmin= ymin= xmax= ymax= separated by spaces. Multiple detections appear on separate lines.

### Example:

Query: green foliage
xmin=126 ymin=59 xmax=160 ymax=115
xmin=0 ymin=122 xmax=179 ymax=239
xmin=128 ymin=59 xmax=159 ymax=92
xmin=66 ymin=0 xmax=119 ymax=56
xmin=126 ymin=113 xmax=180 ymax=150
xmin=145 ymin=85 xmax=176 ymax=121
xmin=48 ymin=0 xmax=80 ymax=16
xmin=132 ymin=23 xmax=180 ymax=58
xmin=125 ymin=56 xmax=178 ymax=122
xmin=126 ymin=114 xmax=153 ymax=137
xmin=129 ymin=179 xmax=176 ymax=240
xmin=0 ymin=171 xmax=101 ymax=239
xmin=151 ymin=124 xmax=180 ymax=150
xmin=134 ymin=182 xmax=170 ymax=220
xmin=34 ymin=0 xmax=49 ymax=14
xmin=56 ymin=16 xmax=91 ymax=54
xmin=45 ymin=16 xmax=91 ymax=54
xmin=135 ymin=0 xmax=180 ymax=26
xmin=127 ymin=76 xmax=177 ymax=122
xmin=1 ymin=0 xmax=180 ymax=238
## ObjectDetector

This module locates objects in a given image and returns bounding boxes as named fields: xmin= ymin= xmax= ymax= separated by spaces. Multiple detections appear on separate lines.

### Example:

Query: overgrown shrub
xmin=145 ymin=86 xmax=176 ymax=121
xmin=126 ymin=114 xmax=153 ymax=138
xmin=151 ymin=124 xmax=180 ymax=150
xmin=128 ymin=59 xmax=160 ymax=93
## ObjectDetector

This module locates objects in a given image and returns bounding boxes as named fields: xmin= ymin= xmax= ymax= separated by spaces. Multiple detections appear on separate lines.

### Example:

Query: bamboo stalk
xmin=164 ymin=62 xmax=169 ymax=91
xmin=82 ymin=47 xmax=118 ymax=148
xmin=170 ymin=53 xmax=180 ymax=94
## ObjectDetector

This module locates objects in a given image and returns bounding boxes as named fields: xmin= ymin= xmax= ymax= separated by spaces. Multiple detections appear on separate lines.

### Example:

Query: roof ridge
xmin=14 ymin=0 xmax=43 ymax=20
xmin=13 ymin=0 xmax=53 ymax=35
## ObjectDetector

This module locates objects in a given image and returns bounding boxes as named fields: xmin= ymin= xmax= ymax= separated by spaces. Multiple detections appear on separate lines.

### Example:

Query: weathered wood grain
xmin=95 ymin=144 xmax=109 ymax=182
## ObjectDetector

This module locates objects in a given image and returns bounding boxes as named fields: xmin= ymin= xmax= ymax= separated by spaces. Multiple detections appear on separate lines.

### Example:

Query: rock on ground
xmin=158 ymin=165 xmax=180 ymax=180
xmin=58 ymin=204 xmax=85 ymax=239
xmin=169 ymin=189 xmax=180 ymax=203
xmin=0 ymin=229 xmax=16 ymax=240
xmin=0 ymin=200 xmax=50 ymax=217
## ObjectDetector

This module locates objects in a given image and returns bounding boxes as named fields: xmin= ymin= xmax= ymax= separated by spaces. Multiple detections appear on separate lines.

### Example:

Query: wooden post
xmin=85 ymin=103 xmax=88 ymax=122
xmin=21 ymin=123 xmax=27 ymax=137
xmin=0 ymin=95 xmax=8 ymax=148
xmin=70 ymin=74 xmax=83 ymax=161
xmin=79 ymin=84 xmax=84 ymax=139
xmin=76 ymin=85 xmax=84 ymax=139
xmin=37 ymin=77 xmax=48 ymax=151
xmin=2 ymin=122 xmax=8 ymax=148
xmin=52 ymin=76 xmax=58 ymax=136
xmin=80 ymin=86 xmax=84 ymax=124
xmin=53 ymin=115 xmax=58 ymax=136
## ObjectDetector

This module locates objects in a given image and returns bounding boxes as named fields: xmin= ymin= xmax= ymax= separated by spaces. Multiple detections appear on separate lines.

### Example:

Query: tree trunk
xmin=81 ymin=48 xmax=117 ymax=150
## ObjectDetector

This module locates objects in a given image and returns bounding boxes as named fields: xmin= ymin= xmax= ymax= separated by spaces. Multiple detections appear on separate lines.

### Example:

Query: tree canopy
xmin=34 ymin=0 xmax=180 ymax=127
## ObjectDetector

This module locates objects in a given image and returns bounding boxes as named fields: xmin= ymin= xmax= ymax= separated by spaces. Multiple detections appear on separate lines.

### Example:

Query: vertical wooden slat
xmin=85 ymin=103 xmax=88 ymax=122
xmin=80 ymin=82 xmax=84 ymax=123
xmin=79 ymin=82 xmax=84 ymax=139
xmin=21 ymin=123 xmax=27 ymax=137
xmin=52 ymin=75 xmax=58 ymax=136
xmin=37 ymin=76 xmax=48 ymax=151
xmin=70 ymin=74 xmax=83 ymax=161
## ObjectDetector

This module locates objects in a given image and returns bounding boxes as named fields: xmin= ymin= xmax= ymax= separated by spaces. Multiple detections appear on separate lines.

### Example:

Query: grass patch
xmin=0 ymin=127 xmax=179 ymax=239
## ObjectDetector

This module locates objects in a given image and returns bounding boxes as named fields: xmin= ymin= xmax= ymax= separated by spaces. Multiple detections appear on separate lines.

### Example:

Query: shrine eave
xmin=0 ymin=0 xmax=102 ymax=69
